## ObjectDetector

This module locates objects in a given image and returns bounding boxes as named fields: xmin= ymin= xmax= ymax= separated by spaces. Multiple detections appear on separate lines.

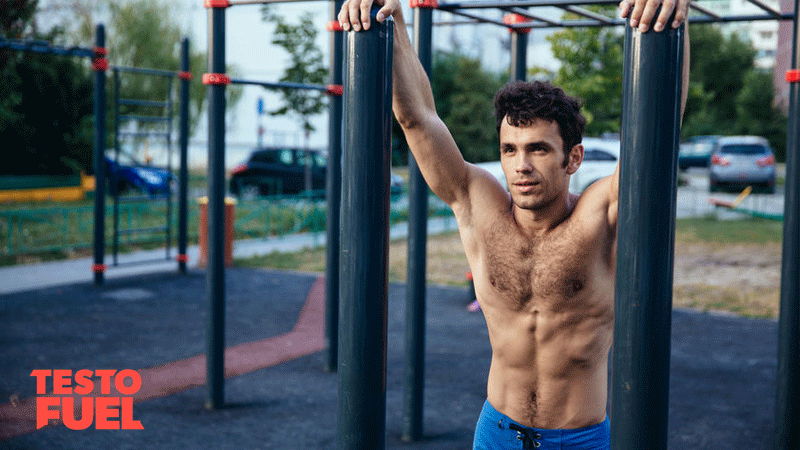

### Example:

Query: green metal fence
xmin=0 ymin=189 xmax=453 ymax=259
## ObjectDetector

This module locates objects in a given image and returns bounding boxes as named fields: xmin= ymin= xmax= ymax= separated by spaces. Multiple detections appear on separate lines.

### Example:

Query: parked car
xmin=105 ymin=152 xmax=173 ymax=198
xmin=230 ymin=146 xmax=405 ymax=197
xmin=569 ymin=137 xmax=620 ymax=193
xmin=474 ymin=137 xmax=620 ymax=194
xmin=230 ymin=147 xmax=326 ymax=197
xmin=678 ymin=135 xmax=719 ymax=170
xmin=709 ymin=136 xmax=776 ymax=194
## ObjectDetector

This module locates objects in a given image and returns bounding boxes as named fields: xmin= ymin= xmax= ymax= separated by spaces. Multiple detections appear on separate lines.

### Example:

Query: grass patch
xmin=235 ymin=247 xmax=326 ymax=273
xmin=673 ymin=284 xmax=778 ymax=319
xmin=675 ymin=216 xmax=783 ymax=247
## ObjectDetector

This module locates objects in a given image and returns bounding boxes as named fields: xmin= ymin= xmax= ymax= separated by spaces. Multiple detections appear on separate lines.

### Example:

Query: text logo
xmin=30 ymin=369 xmax=144 ymax=430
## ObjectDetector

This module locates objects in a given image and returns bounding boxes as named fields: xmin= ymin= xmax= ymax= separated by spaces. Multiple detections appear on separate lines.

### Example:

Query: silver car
xmin=709 ymin=136 xmax=776 ymax=194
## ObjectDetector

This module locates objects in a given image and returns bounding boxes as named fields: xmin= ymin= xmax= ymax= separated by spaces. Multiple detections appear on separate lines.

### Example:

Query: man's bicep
xmin=607 ymin=163 xmax=619 ymax=229
xmin=402 ymin=113 xmax=471 ymax=206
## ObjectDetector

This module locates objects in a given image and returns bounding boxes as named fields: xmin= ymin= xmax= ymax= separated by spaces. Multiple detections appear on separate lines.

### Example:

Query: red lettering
xmin=30 ymin=370 xmax=51 ymax=395
xmin=120 ymin=397 xmax=144 ymax=430
xmin=95 ymin=370 xmax=116 ymax=395
xmin=94 ymin=397 xmax=120 ymax=430
xmin=61 ymin=397 xmax=94 ymax=430
xmin=52 ymin=370 xmax=72 ymax=395
xmin=115 ymin=370 xmax=141 ymax=395
xmin=36 ymin=396 xmax=60 ymax=429
xmin=74 ymin=369 xmax=94 ymax=395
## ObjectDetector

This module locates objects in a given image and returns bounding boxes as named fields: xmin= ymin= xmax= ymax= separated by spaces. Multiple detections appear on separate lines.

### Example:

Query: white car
xmin=475 ymin=137 xmax=620 ymax=194
xmin=569 ymin=137 xmax=620 ymax=193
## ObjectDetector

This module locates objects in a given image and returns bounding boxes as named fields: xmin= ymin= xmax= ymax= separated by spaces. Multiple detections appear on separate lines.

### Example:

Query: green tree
xmin=431 ymin=49 xmax=504 ymax=163
xmin=263 ymin=9 xmax=328 ymax=142
xmin=543 ymin=18 xmax=624 ymax=136
xmin=392 ymin=49 xmax=504 ymax=166
xmin=101 ymin=0 xmax=241 ymax=140
xmin=0 ymin=0 xmax=94 ymax=175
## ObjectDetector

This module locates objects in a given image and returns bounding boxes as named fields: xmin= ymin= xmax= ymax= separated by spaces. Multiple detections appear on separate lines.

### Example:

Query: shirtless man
xmin=339 ymin=0 xmax=689 ymax=447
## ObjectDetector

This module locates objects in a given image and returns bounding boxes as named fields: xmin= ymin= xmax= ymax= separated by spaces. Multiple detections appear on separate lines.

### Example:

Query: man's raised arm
xmin=338 ymin=0 xmax=472 ymax=208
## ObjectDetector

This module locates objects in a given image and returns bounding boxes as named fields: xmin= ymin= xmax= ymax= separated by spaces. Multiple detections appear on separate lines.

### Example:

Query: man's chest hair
xmin=481 ymin=218 xmax=594 ymax=313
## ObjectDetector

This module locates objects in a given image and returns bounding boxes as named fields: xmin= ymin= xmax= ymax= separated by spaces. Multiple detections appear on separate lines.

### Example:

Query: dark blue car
xmin=105 ymin=152 xmax=173 ymax=198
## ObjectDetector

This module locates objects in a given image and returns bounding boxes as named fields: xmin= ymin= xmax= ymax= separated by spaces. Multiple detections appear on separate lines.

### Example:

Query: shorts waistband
xmin=480 ymin=400 xmax=609 ymax=438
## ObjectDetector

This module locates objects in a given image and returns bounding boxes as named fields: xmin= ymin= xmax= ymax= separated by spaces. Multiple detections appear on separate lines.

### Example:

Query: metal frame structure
xmin=110 ymin=65 xmax=178 ymax=268
xmin=92 ymin=39 xmax=193 ymax=281
xmin=203 ymin=0 xmax=799 ymax=449
xmin=201 ymin=0 xmax=345 ymax=410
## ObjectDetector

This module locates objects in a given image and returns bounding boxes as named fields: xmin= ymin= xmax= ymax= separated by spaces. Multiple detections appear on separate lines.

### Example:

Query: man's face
xmin=499 ymin=117 xmax=582 ymax=211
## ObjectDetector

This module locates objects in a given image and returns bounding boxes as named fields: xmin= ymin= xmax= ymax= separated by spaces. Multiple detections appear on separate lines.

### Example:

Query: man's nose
xmin=515 ymin=155 xmax=533 ymax=173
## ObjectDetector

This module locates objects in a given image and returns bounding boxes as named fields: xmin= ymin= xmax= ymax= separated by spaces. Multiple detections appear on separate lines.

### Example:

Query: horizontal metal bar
xmin=110 ymin=257 xmax=172 ymax=268
xmin=743 ymin=0 xmax=783 ymax=17
xmin=0 ymin=38 xmax=94 ymax=58
xmin=117 ymin=131 xmax=170 ymax=138
xmin=119 ymin=99 xmax=170 ymax=108
xmin=441 ymin=9 xmax=510 ymax=27
xmin=112 ymin=65 xmax=179 ymax=77
xmin=228 ymin=0 xmax=326 ymax=5
xmin=119 ymin=114 xmax=170 ymax=123
xmin=439 ymin=0 xmax=619 ymax=10
xmin=228 ymin=77 xmax=329 ymax=91
xmin=689 ymin=3 xmax=721 ymax=20
xmin=505 ymin=12 xmax=794 ymax=28
xmin=559 ymin=5 xmax=615 ymax=24
xmin=117 ymin=226 xmax=168 ymax=235
xmin=114 ymin=195 xmax=171 ymax=203
xmin=503 ymin=7 xmax=562 ymax=26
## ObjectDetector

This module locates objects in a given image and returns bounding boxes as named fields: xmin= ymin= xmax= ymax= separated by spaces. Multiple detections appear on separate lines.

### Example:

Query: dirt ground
xmin=391 ymin=232 xmax=783 ymax=319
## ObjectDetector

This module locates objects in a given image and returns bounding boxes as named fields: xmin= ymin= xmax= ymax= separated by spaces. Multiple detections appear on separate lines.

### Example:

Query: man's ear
xmin=566 ymin=144 xmax=583 ymax=175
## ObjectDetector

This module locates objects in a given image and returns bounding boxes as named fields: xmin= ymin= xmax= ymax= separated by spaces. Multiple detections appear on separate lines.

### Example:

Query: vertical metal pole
xmin=92 ymin=24 xmax=107 ymax=285
xmin=325 ymin=0 xmax=344 ymax=373
xmin=206 ymin=5 xmax=226 ymax=411
xmin=338 ymin=11 xmax=393 ymax=450
xmin=178 ymin=37 xmax=190 ymax=274
xmin=112 ymin=68 xmax=120 ymax=266
xmin=775 ymin=0 xmax=800 ymax=447
xmin=165 ymin=77 xmax=174 ymax=259
xmin=510 ymin=31 xmax=528 ymax=81
xmin=402 ymin=5 xmax=432 ymax=443
xmin=611 ymin=19 xmax=683 ymax=450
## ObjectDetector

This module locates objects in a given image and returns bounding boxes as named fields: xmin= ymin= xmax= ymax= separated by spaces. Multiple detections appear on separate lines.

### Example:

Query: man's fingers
xmin=653 ymin=0 xmax=676 ymax=32
xmin=636 ymin=0 xmax=662 ymax=32
xmin=347 ymin=0 xmax=366 ymax=31
xmin=627 ymin=0 xmax=646 ymax=28
xmin=376 ymin=3 xmax=392 ymax=22
xmin=672 ymin=0 xmax=690 ymax=28
xmin=360 ymin=0 xmax=373 ymax=30
xmin=619 ymin=0 xmax=634 ymax=18
xmin=338 ymin=0 xmax=349 ymax=30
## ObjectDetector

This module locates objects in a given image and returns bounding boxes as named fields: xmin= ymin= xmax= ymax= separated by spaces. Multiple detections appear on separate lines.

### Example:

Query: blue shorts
xmin=473 ymin=400 xmax=610 ymax=450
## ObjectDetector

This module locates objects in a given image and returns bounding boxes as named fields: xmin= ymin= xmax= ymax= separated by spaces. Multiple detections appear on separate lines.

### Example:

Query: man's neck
xmin=511 ymin=191 xmax=575 ymax=237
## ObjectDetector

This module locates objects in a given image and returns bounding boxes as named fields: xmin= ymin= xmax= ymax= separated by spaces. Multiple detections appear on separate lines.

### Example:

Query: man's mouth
xmin=514 ymin=180 xmax=539 ymax=193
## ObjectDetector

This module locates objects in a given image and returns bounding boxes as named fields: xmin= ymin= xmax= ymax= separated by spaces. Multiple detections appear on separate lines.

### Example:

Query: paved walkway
xmin=0 ymin=216 xmax=459 ymax=295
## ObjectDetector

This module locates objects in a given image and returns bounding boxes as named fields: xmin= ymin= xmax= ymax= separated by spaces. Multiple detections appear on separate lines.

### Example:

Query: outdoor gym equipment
xmin=91 ymin=34 xmax=192 ymax=280
xmin=202 ymin=0 xmax=799 ymax=448
xmin=202 ymin=0 xmax=346 ymax=410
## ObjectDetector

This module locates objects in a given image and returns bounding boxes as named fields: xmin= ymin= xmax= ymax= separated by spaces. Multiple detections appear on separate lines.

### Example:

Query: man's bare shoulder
xmin=453 ymin=163 xmax=512 ymax=223
xmin=566 ymin=174 xmax=618 ymax=234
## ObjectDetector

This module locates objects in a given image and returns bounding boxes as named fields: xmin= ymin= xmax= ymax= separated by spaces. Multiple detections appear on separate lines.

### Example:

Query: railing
xmin=0 ymin=189 xmax=455 ymax=259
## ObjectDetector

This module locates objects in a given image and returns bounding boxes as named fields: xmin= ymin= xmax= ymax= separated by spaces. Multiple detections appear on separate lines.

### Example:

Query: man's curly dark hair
xmin=493 ymin=81 xmax=586 ymax=166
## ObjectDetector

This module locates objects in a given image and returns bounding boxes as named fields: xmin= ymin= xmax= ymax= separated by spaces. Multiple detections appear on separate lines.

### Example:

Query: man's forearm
xmin=389 ymin=11 xmax=437 ymax=130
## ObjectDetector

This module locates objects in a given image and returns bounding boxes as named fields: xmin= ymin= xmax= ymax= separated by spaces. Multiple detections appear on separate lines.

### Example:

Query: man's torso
xmin=457 ymin=184 xmax=616 ymax=430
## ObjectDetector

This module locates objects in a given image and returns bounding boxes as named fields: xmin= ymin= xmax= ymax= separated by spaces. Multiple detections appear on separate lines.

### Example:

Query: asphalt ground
xmin=0 ymin=268 xmax=779 ymax=449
